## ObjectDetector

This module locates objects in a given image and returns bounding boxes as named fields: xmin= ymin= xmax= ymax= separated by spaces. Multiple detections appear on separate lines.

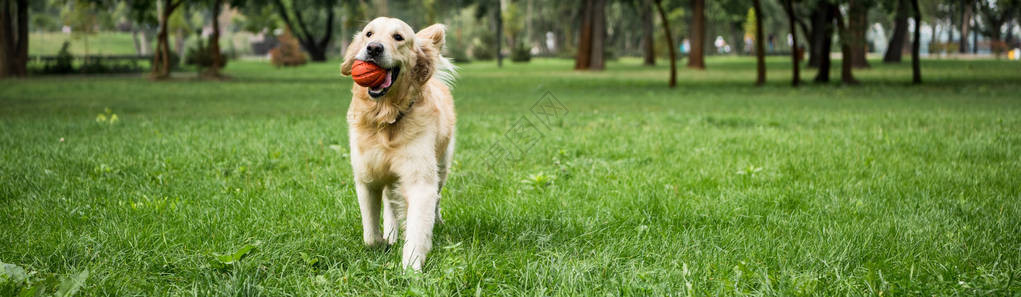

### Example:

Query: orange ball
xmin=351 ymin=60 xmax=387 ymax=87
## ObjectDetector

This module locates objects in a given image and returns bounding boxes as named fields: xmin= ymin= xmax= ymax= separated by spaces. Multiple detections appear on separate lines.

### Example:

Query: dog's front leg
xmin=402 ymin=182 xmax=439 ymax=271
xmin=382 ymin=187 xmax=400 ymax=245
xmin=355 ymin=182 xmax=385 ymax=247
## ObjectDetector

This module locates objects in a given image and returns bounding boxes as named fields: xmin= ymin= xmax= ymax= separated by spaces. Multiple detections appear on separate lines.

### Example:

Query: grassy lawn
xmin=29 ymin=32 xmax=141 ymax=56
xmin=1 ymin=57 xmax=1019 ymax=296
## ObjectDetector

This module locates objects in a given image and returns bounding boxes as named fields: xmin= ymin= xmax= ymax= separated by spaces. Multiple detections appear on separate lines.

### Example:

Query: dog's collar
xmin=390 ymin=99 xmax=416 ymax=125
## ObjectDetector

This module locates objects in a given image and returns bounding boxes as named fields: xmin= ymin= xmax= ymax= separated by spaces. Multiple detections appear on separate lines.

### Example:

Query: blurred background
xmin=1 ymin=0 xmax=1018 ymax=79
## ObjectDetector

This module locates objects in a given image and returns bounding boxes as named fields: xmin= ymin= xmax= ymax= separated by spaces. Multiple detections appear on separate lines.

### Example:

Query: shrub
xmin=270 ymin=28 xmax=307 ymax=67
xmin=185 ymin=38 xmax=228 ymax=69
xmin=44 ymin=41 xmax=75 ymax=74
xmin=79 ymin=58 xmax=145 ymax=74
xmin=470 ymin=34 xmax=495 ymax=61
xmin=151 ymin=51 xmax=181 ymax=70
xmin=33 ymin=41 xmax=146 ymax=75
xmin=991 ymin=41 xmax=1008 ymax=56
xmin=511 ymin=42 xmax=531 ymax=63
xmin=446 ymin=36 xmax=471 ymax=63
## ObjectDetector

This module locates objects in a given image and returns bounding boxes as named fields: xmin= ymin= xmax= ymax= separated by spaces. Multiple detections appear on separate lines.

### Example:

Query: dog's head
xmin=341 ymin=17 xmax=446 ymax=99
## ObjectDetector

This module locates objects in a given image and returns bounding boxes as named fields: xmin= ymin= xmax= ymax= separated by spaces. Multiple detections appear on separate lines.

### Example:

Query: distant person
xmin=744 ymin=34 xmax=754 ymax=54
xmin=715 ymin=36 xmax=728 ymax=54
xmin=768 ymin=34 xmax=776 ymax=53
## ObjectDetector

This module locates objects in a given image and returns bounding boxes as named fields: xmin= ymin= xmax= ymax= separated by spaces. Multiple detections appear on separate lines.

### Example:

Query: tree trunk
xmin=641 ymin=0 xmax=655 ymax=66
xmin=152 ymin=0 xmax=177 ymax=79
xmin=884 ymin=0 xmax=908 ymax=63
xmin=495 ymin=1 xmax=503 ymax=67
xmin=205 ymin=0 xmax=224 ymax=78
xmin=753 ymin=0 xmax=765 ymax=85
xmin=910 ymin=0 xmax=921 ymax=84
xmin=653 ymin=0 xmax=675 ymax=87
xmin=131 ymin=25 xmax=143 ymax=55
xmin=0 ymin=0 xmax=10 ymax=78
xmin=174 ymin=28 xmax=185 ymax=57
xmin=805 ymin=5 xmax=824 ymax=68
xmin=814 ymin=1 xmax=835 ymax=82
xmin=687 ymin=0 xmax=705 ymax=69
xmin=848 ymin=0 xmax=870 ymax=68
xmin=782 ymin=0 xmax=800 ymax=87
xmin=13 ymin=0 xmax=24 ymax=76
xmin=373 ymin=0 xmax=387 ymax=16
xmin=834 ymin=4 xmax=858 ymax=85
xmin=574 ymin=0 xmax=606 ymax=70
xmin=989 ymin=21 xmax=1003 ymax=57
xmin=971 ymin=11 xmax=978 ymax=54
xmin=141 ymin=29 xmax=152 ymax=55
xmin=1005 ymin=23 xmax=1015 ymax=49
xmin=959 ymin=2 xmax=967 ymax=53
xmin=0 ymin=0 xmax=28 ymax=78
xmin=589 ymin=0 xmax=605 ymax=70
xmin=574 ymin=0 xmax=593 ymax=69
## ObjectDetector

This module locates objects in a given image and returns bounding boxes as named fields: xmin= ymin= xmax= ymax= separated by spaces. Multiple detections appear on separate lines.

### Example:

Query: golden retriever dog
xmin=339 ymin=17 xmax=456 ymax=271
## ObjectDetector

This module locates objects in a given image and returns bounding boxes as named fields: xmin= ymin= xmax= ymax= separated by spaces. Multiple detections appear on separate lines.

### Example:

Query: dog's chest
xmin=351 ymin=133 xmax=402 ymax=184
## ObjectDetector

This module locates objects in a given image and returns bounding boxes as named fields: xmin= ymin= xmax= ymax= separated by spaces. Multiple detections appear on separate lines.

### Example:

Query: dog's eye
xmin=393 ymin=34 xmax=404 ymax=41
xmin=366 ymin=31 xmax=373 ymax=37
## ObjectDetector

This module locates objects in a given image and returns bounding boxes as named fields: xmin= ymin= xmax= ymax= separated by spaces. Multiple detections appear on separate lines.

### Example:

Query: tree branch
xmin=318 ymin=7 xmax=334 ymax=48
xmin=289 ymin=3 xmax=317 ymax=45
xmin=271 ymin=0 xmax=313 ymax=45
xmin=169 ymin=0 xmax=182 ymax=11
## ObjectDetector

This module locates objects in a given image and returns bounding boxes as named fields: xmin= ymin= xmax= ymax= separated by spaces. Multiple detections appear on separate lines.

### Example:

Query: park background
xmin=2 ymin=0 xmax=1021 ymax=296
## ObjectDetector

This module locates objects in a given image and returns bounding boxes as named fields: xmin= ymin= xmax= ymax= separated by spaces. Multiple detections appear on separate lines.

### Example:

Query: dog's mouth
xmin=368 ymin=66 xmax=400 ymax=98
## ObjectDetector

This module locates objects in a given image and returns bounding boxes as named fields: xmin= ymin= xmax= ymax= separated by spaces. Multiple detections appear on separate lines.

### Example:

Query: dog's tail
xmin=434 ymin=55 xmax=458 ymax=89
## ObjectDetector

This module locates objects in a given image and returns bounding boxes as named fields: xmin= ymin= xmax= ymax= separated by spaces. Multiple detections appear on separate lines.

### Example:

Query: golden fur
xmin=339 ymin=17 xmax=456 ymax=271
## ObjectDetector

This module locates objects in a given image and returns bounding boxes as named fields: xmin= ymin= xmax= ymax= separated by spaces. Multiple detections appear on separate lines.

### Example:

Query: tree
xmin=910 ymin=0 xmax=920 ymax=83
xmin=122 ymin=0 xmax=159 ymax=57
xmin=833 ymin=2 xmax=858 ymax=84
xmin=473 ymin=0 xmax=504 ymax=67
xmin=978 ymin=0 xmax=1020 ymax=57
xmin=152 ymin=0 xmax=184 ymax=79
xmin=0 ymin=0 xmax=29 ymax=78
xmin=883 ymin=0 xmax=908 ymax=63
xmin=959 ymin=0 xmax=972 ymax=53
xmin=641 ymin=0 xmax=655 ymax=66
xmin=203 ymin=0 xmax=225 ymax=78
xmin=798 ymin=0 xmax=835 ymax=71
xmin=782 ymin=0 xmax=800 ymax=87
xmin=847 ymin=0 xmax=871 ymax=68
xmin=810 ymin=0 xmax=836 ymax=82
xmin=62 ymin=0 xmax=101 ymax=58
xmin=495 ymin=0 xmax=503 ymax=67
xmin=653 ymin=0 xmax=675 ymax=87
xmin=752 ymin=0 xmax=765 ymax=85
xmin=575 ymin=0 xmax=606 ymax=70
xmin=255 ymin=0 xmax=337 ymax=62
xmin=687 ymin=0 xmax=705 ymax=69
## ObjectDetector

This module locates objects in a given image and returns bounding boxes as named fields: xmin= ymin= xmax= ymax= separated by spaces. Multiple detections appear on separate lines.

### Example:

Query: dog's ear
xmin=415 ymin=24 xmax=446 ymax=51
xmin=412 ymin=43 xmax=435 ymax=85
xmin=339 ymin=34 xmax=362 ymax=76
xmin=412 ymin=24 xmax=445 ymax=84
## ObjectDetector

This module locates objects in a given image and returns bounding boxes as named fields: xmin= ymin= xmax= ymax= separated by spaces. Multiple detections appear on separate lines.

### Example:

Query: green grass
xmin=1 ymin=57 xmax=1020 ymax=296
xmin=29 ymin=32 xmax=142 ymax=56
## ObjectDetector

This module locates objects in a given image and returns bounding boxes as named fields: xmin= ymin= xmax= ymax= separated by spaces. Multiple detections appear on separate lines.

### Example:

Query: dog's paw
xmin=363 ymin=236 xmax=388 ymax=248
xmin=383 ymin=229 xmax=399 ymax=245
xmin=402 ymin=246 xmax=427 ymax=271
xmin=402 ymin=256 xmax=425 ymax=272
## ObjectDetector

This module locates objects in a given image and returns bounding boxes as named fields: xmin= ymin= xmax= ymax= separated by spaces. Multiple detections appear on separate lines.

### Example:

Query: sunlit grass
xmin=1 ymin=57 xmax=1020 ymax=296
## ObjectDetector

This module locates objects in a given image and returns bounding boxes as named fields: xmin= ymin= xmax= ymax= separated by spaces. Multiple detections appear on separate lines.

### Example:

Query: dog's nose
xmin=366 ymin=42 xmax=384 ymax=57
